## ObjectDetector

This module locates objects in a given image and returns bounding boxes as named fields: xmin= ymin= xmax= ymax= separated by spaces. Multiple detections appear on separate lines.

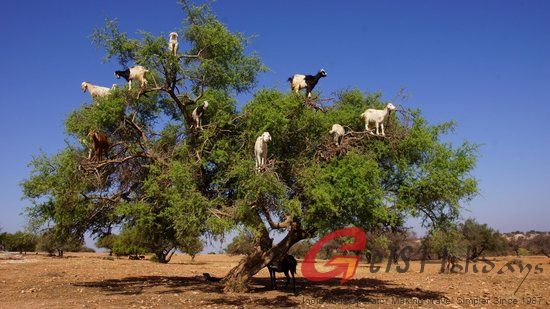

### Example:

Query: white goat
xmin=81 ymin=82 xmax=112 ymax=99
xmin=329 ymin=124 xmax=345 ymax=146
xmin=254 ymin=132 xmax=272 ymax=171
xmin=114 ymin=66 xmax=149 ymax=90
xmin=169 ymin=32 xmax=179 ymax=56
xmin=360 ymin=103 xmax=396 ymax=136
xmin=191 ymin=101 xmax=209 ymax=130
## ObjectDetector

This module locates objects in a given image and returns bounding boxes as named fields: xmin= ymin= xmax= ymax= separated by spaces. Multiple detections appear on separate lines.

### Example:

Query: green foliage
xmin=91 ymin=18 xmax=140 ymax=67
xmin=460 ymin=219 xmax=507 ymax=259
xmin=365 ymin=232 xmax=389 ymax=261
xmin=22 ymin=1 xmax=479 ymax=278
xmin=225 ymin=230 xmax=256 ymax=256
xmin=36 ymin=228 xmax=84 ymax=256
xmin=0 ymin=231 xmax=37 ymax=253
xmin=180 ymin=236 xmax=204 ymax=260
xmin=517 ymin=247 xmax=530 ymax=256
xmin=423 ymin=226 xmax=467 ymax=259
xmin=112 ymin=228 xmax=148 ymax=257
xmin=95 ymin=234 xmax=118 ymax=255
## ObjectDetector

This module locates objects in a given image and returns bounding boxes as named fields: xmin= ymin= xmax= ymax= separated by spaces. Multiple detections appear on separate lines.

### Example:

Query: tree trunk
xmin=222 ymin=225 xmax=305 ymax=292
xmin=155 ymin=251 xmax=168 ymax=263
xmin=155 ymin=247 xmax=176 ymax=263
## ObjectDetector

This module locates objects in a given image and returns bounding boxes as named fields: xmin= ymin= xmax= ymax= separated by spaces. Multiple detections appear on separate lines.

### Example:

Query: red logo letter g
xmin=301 ymin=227 xmax=366 ymax=284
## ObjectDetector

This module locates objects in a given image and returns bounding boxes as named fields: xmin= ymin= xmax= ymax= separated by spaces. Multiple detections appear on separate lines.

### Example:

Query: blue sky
xmin=0 ymin=0 xmax=549 ymax=244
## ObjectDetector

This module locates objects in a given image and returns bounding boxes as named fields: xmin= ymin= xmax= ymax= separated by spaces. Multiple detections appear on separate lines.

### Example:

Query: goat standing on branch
xmin=191 ymin=100 xmax=209 ymax=130
xmin=114 ymin=65 xmax=149 ymax=90
xmin=361 ymin=103 xmax=396 ymax=136
xmin=329 ymin=124 xmax=345 ymax=146
xmin=87 ymin=130 xmax=109 ymax=161
xmin=169 ymin=32 xmax=179 ymax=56
xmin=254 ymin=132 xmax=272 ymax=171
xmin=81 ymin=82 xmax=112 ymax=99
xmin=288 ymin=69 xmax=327 ymax=98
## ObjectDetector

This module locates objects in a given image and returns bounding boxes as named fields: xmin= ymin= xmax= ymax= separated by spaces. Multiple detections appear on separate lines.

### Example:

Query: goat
xmin=87 ymin=130 xmax=109 ymax=161
xmin=267 ymin=254 xmax=297 ymax=292
xmin=202 ymin=273 xmax=221 ymax=282
xmin=288 ymin=69 xmax=327 ymax=98
xmin=360 ymin=103 xmax=396 ymax=136
xmin=114 ymin=65 xmax=149 ymax=90
xmin=81 ymin=82 xmax=112 ymax=99
xmin=254 ymin=132 xmax=272 ymax=171
xmin=191 ymin=101 xmax=209 ymax=130
xmin=329 ymin=124 xmax=345 ymax=146
xmin=169 ymin=32 xmax=179 ymax=56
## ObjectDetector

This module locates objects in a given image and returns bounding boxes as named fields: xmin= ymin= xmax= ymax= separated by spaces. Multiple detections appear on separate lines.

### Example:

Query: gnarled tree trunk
xmin=222 ymin=224 xmax=305 ymax=292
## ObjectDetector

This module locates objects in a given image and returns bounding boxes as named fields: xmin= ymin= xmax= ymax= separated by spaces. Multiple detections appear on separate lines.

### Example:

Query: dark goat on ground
xmin=267 ymin=254 xmax=297 ymax=292
xmin=202 ymin=273 xmax=221 ymax=282
xmin=288 ymin=69 xmax=327 ymax=98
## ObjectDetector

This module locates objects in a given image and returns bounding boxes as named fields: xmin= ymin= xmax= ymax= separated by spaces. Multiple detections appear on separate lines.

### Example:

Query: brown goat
xmin=87 ymin=130 xmax=109 ymax=161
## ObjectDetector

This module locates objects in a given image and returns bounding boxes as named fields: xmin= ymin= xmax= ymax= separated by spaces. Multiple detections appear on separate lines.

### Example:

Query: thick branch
xmin=257 ymin=202 xmax=292 ymax=229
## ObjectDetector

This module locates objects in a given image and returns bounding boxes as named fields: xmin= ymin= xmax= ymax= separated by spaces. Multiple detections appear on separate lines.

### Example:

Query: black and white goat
xmin=191 ymin=100 xmax=209 ymax=130
xmin=267 ymin=254 xmax=297 ymax=292
xmin=288 ymin=69 xmax=327 ymax=98
xmin=114 ymin=65 xmax=149 ymax=90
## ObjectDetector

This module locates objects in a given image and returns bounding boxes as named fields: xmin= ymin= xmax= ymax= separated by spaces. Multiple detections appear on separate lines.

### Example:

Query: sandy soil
xmin=0 ymin=252 xmax=548 ymax=308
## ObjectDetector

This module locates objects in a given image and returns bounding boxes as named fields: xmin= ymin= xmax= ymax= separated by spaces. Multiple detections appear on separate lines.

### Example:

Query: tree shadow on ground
xmin=75 ymin=275 xmax=447 ymax=307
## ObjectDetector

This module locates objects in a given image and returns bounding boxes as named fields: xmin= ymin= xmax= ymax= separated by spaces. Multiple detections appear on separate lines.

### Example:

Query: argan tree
xmin=22 ymin=1 xmax=478 ymax=291
xmin=460 ymin=219 xmax=507 ymax=260
xmin=526 ymin=234 xmax=550 ymax=258
xmin=95 ymin=234 xmax=118 ymax=256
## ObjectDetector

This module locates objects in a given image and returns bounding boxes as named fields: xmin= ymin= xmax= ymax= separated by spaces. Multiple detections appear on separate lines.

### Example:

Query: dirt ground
xmin=0 ymin=252 xmax=548 ymax=308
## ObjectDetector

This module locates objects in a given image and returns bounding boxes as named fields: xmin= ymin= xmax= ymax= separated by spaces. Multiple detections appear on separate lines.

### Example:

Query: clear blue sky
xmin=1 ymin=1 xmax=549 ymax=240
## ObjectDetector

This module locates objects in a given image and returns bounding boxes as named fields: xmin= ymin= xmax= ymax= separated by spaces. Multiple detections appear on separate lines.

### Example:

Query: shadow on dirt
xmin=75 ymin=275 xmax=446 ymax=306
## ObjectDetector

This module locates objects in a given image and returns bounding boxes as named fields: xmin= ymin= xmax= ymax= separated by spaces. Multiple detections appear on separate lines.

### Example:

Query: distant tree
xmin=95 ymin=234 xmax=118 ymax=256
xmin=79 ymin=246 xmax=96 ymax=253
xmin=288 ymin=240 xmax=312 ymax=259
xmin=36 ymin=228 xmax=84 ymax=257
xmin=365 ymin=231 xmax=389 ymax=263
xmin=507 ymin=237 xmax=524 ymax=257
xmin=386 ymin=229 xmax=413 ymax=263
xmin=112 ymin=228 xmax=149 ymax=259
xmin=2 ymin=232 xmax=37 ymax=254
xmin=225 ymin=230 xmax=256 ymax=256
xmin=460 ymin=219 xmax=507 ymax=260
xmin=424 ymin=226 xmax=467 ymax=261
xmin=180 ymin=236 xmax=204 ymax=261
xmin=526 ymin=234 xmax=550 ymax=257
xmin=0 ymin=231 xmax=6 ymax=251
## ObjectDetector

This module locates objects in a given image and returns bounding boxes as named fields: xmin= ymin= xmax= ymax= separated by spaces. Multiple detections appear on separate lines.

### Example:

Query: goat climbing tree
xmin=22 ymin=1 xmax=478 ymax=291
